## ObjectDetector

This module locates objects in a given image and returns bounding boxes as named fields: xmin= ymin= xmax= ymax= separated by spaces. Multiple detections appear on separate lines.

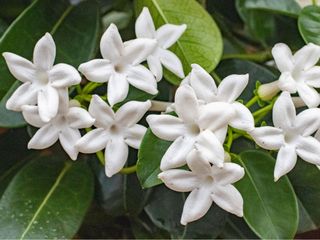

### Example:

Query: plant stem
xmin=210 ymin=70 xmax=221 ymax=84
xmin=222 ymin=50 xmax=272 ymax=63
xmin=312 ymin=0 xmax=317 ymax=6
xmin=245 ymin=95 xmax=259 ymax=108
xmin=252 ymin=103 xmax=273 ymax=118
xmin=82 ymin=82 xmax=103 ymax=94
xmin=120 ymin=165 xmax=137 ymax=174
xmin=225 ymin=127 xmax=233 ymax=151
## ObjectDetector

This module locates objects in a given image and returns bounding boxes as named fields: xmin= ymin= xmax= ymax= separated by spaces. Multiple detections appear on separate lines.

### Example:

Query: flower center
xmin=284 ymin=131 xmax=299 ymax=144
xmin=109 ymin=124 xmax=121 ymax=135
xmin=114 ymin=64 xmax=126 ymax=73
xmin=203 ymin=175 xmax=214 ymax=186
xmin=186 ymin=123 xmax=201 ymax=136
xmin=36 ymin=70 xmax=49 ymax=85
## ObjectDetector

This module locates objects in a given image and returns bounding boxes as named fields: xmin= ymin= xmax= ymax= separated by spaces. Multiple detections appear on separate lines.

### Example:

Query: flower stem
xmin=312 ymin=0 xmax=317 ymax=6
xmin=225 ymin=127 xmax=233 ymax=151
xmin=210 ymin=70 xmax=222 ymax=84
xmin=245 ymin=95 xmax=259 ymax=108
xmin=82 ymin=82 xmax=103 ymax=94
xmin=222 ymin=50 xmax=272 ymax=63
xmin=252 ymin=102 xmax=274 ymax=118
xmin=120 ymin=165 xmax=137 ymax=174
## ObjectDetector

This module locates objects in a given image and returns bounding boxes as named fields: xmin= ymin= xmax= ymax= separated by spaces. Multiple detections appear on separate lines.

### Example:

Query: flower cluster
xmin=3 ymin=5 xmax=320 ymax=227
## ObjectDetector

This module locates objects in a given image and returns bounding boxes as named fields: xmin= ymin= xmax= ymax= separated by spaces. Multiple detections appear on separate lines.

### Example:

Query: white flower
xmin=182 ymin=64 xmax=254 ymax=132
xmin=249 ymin=91 xmax=320 ymax=181
xmin=259 ymin=43 xmax=320 ymax=107
xmin=78 ymin=24 xmax=158 ymax=107
xmin=4 ymin=33 xmax=81 ymax=122
xmin=22 ymin=91 xmax=94 ymax=160
xmin=147 ymin=84 xmax=228 ymax=171
xmin=135 ymin=7 xmax=186 ymax=81
xmin=76 ymin=95 xmax=151 ymax=177
xmin=159 ymin=149 xmax=244 ymax=225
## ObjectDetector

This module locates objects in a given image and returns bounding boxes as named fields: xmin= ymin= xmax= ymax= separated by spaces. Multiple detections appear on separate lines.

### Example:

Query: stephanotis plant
xmin=0 ymin=0 xmax=320 ymax=239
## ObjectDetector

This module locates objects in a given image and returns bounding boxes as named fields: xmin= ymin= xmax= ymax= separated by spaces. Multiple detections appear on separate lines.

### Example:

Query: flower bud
xmin=257 ymin=81 xmax=280 ymax=101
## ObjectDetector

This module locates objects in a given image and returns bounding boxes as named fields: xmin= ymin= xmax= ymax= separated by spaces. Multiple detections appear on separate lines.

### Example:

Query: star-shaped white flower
xmin=4 ymin=33 xmax=81 ymax=122
xmin=22 ymin=91 xmax=94 ymax=160
xmin=79 ymin=24 xmax=158 ymax=107
xmin=159 ymin=149 xmax=244 ymax=225
xmin=76 ymin=95 xmax=151 ymax=177
xmin=249 ymin=91 xmax=320 ymax=181
xmin=262 ymin=43 xmax=320 ymax=108
xmin=135 ymin=7 xmax=186 ymax=81
xmin=183 ymin=64 xmax=254 ymax=132
xmin=147 ymin=84 xmax=229 ymax=171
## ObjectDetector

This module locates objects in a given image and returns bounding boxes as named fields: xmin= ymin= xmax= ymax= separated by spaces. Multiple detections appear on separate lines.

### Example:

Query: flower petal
xmin=180 ymin=187 xmax=212 ymax=225
xmin=147 ymin=55 xmax=163 ymax=81
xmin=49 ymin=63 xmax=81 ymax=87
xmin=297 ymin=83 xmax=320 ymax=108
xmin=211 ymin=185 xmax=243 ymax=217
xmin=158 ymin=169 xmax=199 ymax=192
xmin=295 ymin=108 xmax=320 ymax=136
xmin=195 ymin=130 xmax=224 ymax=167
xmin=59 ymin=127 xmax=81 ymax=160
xmin=6 ymin=82 xmax=37 ymax=111
xmin=296 ymin=136 xmax=320 ymax=166
xmin=304 ymin=66 xmax=320 ymax=88
xmin=135 ymin=7 xmax=156 ymax=38
xmin=159 ymin=49 xmax=185 ymax=78
xmin=116 ymin=100 xmax=151 ymax=127
xmin=126 ymin=65 xmax=158 ymax=95
xmin=28 ymin=124 xmax=59 ymax=149
xmin=37 ymin=86 xmax=59 ymax=122
xmin=212 ymin=162 xmax=245 ymax=185
xmin=100 ymin=23 xmax=123 ymax=61
xmin=78 ymin=59 xmax=113 ymax=83
xmin=105 ymin=138 xmax=129 ymax=177
xmin=66 ymin=107 xmax=95 ymax=129
xmin=186 ymin=149 xmax=212 ymax=175
xmin=214 ymin=125 xmax=228 ymax=143
xmin=271 ymin=43 xmax=294 ymax=72
xmin=33 ymin=33 xmax=56 ymax=70
xmin=217 ymin=74 xmax=249 ymax=103
xmin=273 ymin=91 xmax=296 ymax=130
xmin=76 ymin=128 xmax=109 ymax=153
xmin=249 ymin=127 xmax=284 ymax=150
xmin=278 ymin=72 xmax=297 ymax=93
xmin=229 ymin=102 xmax=254 ymax=131
xmin=2 ymin=52 xmax=36 ymax=83
xmin=160 ymin=135 xmax=195 ymax=170
xmin=156 ymin=24 xmax=187 ymax=49
xmin=123 ymin=38 xmax=157 ymax=65
xmin=293 ymin=43 xmax=320 ymax=71
xmin=146 ymin=114 xmax=186 ymax=141
xmin=189 ymin=63 xmax=217 ymax=102
xmin=89 ymin=95 xmax=114 ymax=128
xmin=21 ymin=105 xmax=45 ymax=128
xmin=274 ymin=144 xmax=297 ymax=181
xmin=175 ymin=85 xmax=199 ymax=124
xmin=107 ymin=73 xmax=129 ymax=107
xmin=124 ymin=124 xmax=146 ymax=149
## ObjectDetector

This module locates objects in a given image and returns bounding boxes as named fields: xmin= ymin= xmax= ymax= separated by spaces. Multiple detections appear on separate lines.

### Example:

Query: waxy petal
xmin=271 ymin=43 xmax=294 ymax=72
xmin=147 ymin=55 xmax=163 ymax=81
xmin=2 ymin=52 xmax=36 ymax=83
xmin=116 ymin=100 xmax=151 ymax=127
xmin=59 ymin=127 xmax=81 ymax=160
xmin=278 ymin=72 xmax=297 ymax=93
xmin=296 ymin=136 xmax=320 ymax=166
xmin=37 ymin=86 xmax=59 ymax=122
xmin=218 ymin=74 xmax=249 ymax=103
xmin=159 ymin=49 xmax=185 ymax=78
xmin=273 ymin=91 xmax=296 ymax=130
xmin=229 ymin=102 xmax=254 ymax=131
xmin=89 ymin=95 xmax=114 ymax=128
xmin=78 ymin=59 xmax=113 ymax=83
xmin=6 ymin=82 xmax=37 ymax=111
xmin=295 ymin=108 xmax=320 ymax=136
xmin=249 ymin=127 xmax=284 ymax=150
xmin=126 ymin=65 xmax=158 ymax=95
xmin=66 ymin=107 xmax=95 ymax=129
xmin=124 ymin=124 xmax=146 ymax=149
xmin=76 ymin=128 xmax=109 ymax=153
xmin=28 ymin=124 xmax=59 ymax=149
xmin=33 ymin=33 xmax=56 ymax=70
xmin=100 ymin=23 xmax=123 ymax=61
xmin=274 ymin=144 xmax=297 ymax=181
xmin=297 ymin=83 xmax=320 ymax=108
xmin=304 ymin=66 xmax=320 ymax=88
xmin=105 ymin=138 xmax=129 ymax=177
xmin=107 ymin=73 xmax=129 ymax=107
xmin=158 ymin=169 xmax=199 ymax=192
xmin=293 ymin=43 xmax=320 ymax=71
xmin=212 ymin=163 xmax=245 ymax=185
xmin=211 ymin=185 xmax=243 ymax=217
xmin=135 ymin=7 xmax=156 ymax=38
xmin=147 ymin=114 xmax=186 ymax=141
xmin=21 ymin=105 xmax=45 ymax=128
xmin=123 ymin=38 xmax=157 ymax=65
xmin=186 ymin=149 xmax=212 ymax=175
xmin=156 ymin=24 xmax=186 ymax=49
xmin=175 ymin=85 xmax=199 ymax=124
xmin=49 ymin=63 xmax=81 ymax=87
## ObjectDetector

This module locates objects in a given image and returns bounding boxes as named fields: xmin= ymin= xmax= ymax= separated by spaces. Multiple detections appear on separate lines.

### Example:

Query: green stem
xmin=252 ymin=103 xmax=273 ymax=118
xmin=312 ymin=0 xmax=317 ymax=6
xmin=222 ymin=50 xmax=272 ymax=63
xmin=82 ymin=82 xmax=103 ymax=94
xmin=210 ymin=70 xmax=222 ymax=84
xmin=245 ymin=95 xmax=259 ymax=108
xmin=225 ymin=127 xmax=233 ymax=151
xmin=120 ymin=165 xmax=137 ymax=174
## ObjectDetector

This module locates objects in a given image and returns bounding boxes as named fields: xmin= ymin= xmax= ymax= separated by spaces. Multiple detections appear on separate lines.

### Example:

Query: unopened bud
xmin=257 ymin=81 xmax=280 ymax=101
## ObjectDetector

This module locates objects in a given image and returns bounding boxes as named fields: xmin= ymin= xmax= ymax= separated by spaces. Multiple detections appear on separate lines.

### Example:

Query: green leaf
xmin=234 ymin=150 xmax=298 ymax=239
xmin=137 ymin=129 xmax=172 ymax=188
xmin=298 ymin=5 xmax=320 ymax=45
xmin=135 ymin=0 xmax=223 ymax=85
xmin=0 ymin=156 xmax=94 ymax=239
xmin=0 ymin=0 xmax=100 ymax=127
xmin=289 ymin=160 xmax=320 ymax=233
xmin=219 ymin=215 xmax=258 ymax=239
xmin=145 ymin=185 xmax=228 ymax=239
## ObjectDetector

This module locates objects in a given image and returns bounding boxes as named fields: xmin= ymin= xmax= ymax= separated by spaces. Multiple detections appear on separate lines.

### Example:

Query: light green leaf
xmin=0 ymin=156 xmax=94 ymax=239
xmin=135 ymin=0 xmax=223 ymax=85
xmin=298 ymin=5 xmax=320 ymax=45
xmin=234 ymin=150 xmax=299 ymax=239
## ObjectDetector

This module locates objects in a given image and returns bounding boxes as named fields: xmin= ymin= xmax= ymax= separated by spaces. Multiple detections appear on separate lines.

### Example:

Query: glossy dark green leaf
xmin=220 ymin=215 xmax=258 ymax=239
xmin=0 ymin=156 xmax=94 ymax=239
xmin=234 ymin=150 xmax=298 ymax=239
xmin=298 ymin=5 xmax=320 ymax=45
xmin=137 ymin=129 xmax=171 ymax=188
xmin=289 ymin=160 xmax=320 ymax=233
xmin=0 ymin=0 xmax=100 ymax=127
xmin=135 ymin=0 xmax=223 ymax=85
xmin=145 ymin=185 xmax=228 ymax=239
